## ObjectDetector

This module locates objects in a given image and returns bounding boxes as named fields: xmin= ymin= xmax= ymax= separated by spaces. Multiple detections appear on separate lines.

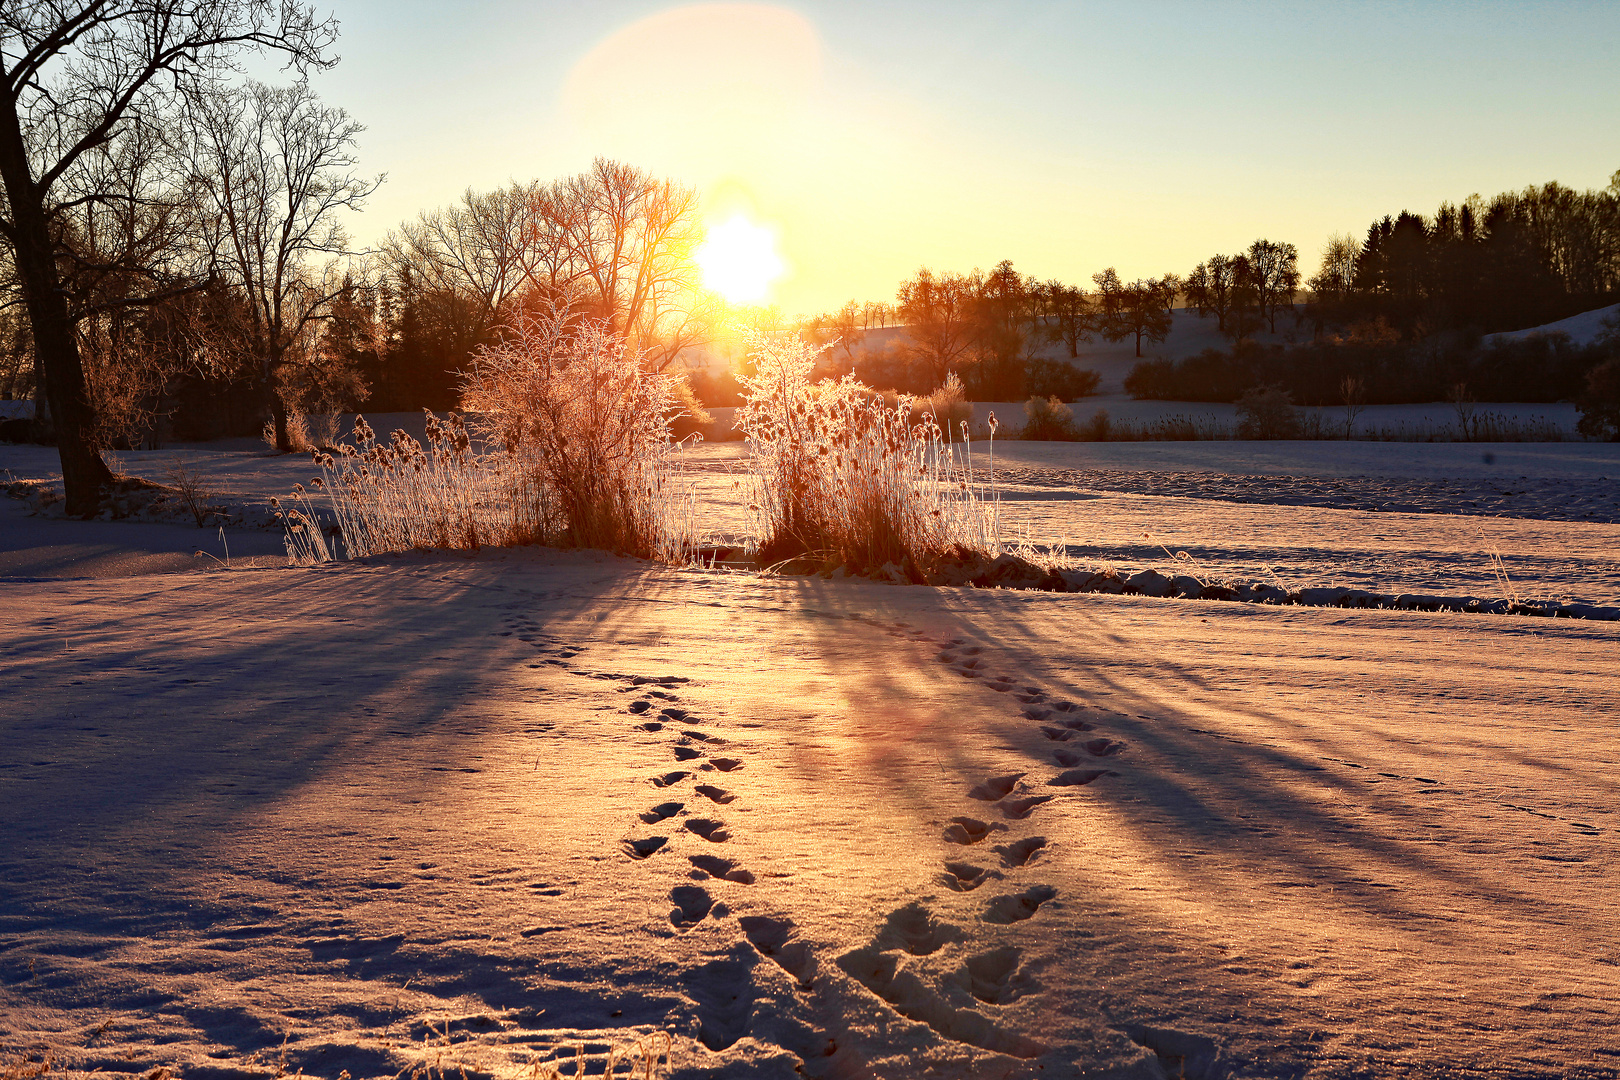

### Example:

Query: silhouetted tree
xmin=1184 ymin=254 xmax=1241 ymax=333
xmin=1246 ymin=239 xmax=1300 ymax=333
xmin=896 ymin=267 xmax=980 ymax=386
xmin=1042 ymin=280 xmax=1096 ymax=357
xmin=0 ymin=0 xmax=336 ymax=513
xmin=1096 ymin=269 xmax=1173 ymax=357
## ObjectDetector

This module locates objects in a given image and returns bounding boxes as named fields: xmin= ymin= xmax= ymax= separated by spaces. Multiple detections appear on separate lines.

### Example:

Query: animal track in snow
xmin=685 ymin=818 xmax=731 ymax=843
xmin=967 ymin=773 xmax=1023 ymax=802
xmin=938 ymin=861 xmax=1003 ymax=892
xmin=1122 ymin=1024 xmax=1223 ymax=1080
xmin=639 ymin=801 xmax=682 ymax=824
xmin=1000 ymin=795 xmax=1053 ymax=820
xmin=955 ymin=947 xmax=1040 ymax=1006
xmin=689 ymin=855 xmax=755 ymax=884
xmin=943 ymin=817 xmax=1008 ymax=845
xmin=683 ymin=951 xmax=756 ymax=1051
xmin=982 ymin=885 xmax=1057 ymax=924
xmin=693 ymin=784 xmax=735 ymax=804
xmin=993 ymin=836 xmax=1048 ymax=869
xmin=873 ymin=903 xmax=964 ymax=956
xmin=834 ymin=947 xmax=1043 ymax=1059
xmin=673 ymin=746 xmax=703 ymax=761
xmin=621 ymin=836 xmax=667 ymax=860
xmin=650 ymin=771 xmax=690 ymax=788
xmin=669 ymin=885 xmax=713 ymax=930
xmin=1048 ymin=769 xmax=1116 ymax=787
xmin=705 ymin=758 xmax=744 ymax=772
xmin=739 ymin=915 xmax=817 ymax=987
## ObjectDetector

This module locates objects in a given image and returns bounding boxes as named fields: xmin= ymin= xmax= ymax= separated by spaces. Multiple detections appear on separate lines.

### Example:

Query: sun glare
xmin=697 ymin=216 xmax=785 ymax=304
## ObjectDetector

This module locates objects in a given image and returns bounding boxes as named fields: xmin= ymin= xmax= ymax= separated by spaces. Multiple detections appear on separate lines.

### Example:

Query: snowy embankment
xmin=1 ymin=552 xmax=1616 ymax=1078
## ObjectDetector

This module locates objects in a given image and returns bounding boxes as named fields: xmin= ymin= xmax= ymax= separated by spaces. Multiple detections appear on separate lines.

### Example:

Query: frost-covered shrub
xmin=1019 ymin=396 xmax=1080 ymax=440
xmin=291 ymin=308 xmax=697 ymax=562
xmin=737 ymin=333 xmax=998 ymax=570
xmin=462 ymin=310 xmax=694 ymax=558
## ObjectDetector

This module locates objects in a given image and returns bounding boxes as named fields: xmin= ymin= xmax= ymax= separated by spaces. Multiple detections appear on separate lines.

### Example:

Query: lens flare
xmin=697 ymin=215 xmax=785 ymax=303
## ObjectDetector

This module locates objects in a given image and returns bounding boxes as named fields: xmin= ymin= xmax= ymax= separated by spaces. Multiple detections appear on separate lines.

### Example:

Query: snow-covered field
xmin=3 ymin=433 xmax=1619 ymax=1078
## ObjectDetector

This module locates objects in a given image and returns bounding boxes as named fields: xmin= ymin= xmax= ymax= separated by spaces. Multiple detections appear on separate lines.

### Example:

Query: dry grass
xmin=283 ymin=308 xmax=697 ymax=564
xmin=736 ymin=332 xmax=999 ymax=571
xmin=277 ymin=411 xmax=553 ymax=563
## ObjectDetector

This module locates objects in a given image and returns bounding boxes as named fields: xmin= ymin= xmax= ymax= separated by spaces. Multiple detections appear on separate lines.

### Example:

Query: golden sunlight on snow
xmin=697 ymin=214 xmax=786 ymax=303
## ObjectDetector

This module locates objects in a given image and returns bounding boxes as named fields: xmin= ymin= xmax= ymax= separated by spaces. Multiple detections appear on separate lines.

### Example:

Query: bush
xmin=456 ymin=309 xmax=691 ymax=558
xmin=1019 ymin=395 xmax=1079 ymax=440
xmin=736 ymin=333 xmax=997 ymax=570
xmin=1025 ymin=358 xmax=1100 ymax=401
xmin=1235 ymin=384 xmax=1301 ymax=439
xmin=1080 ymin=408 xmax=1111 ymax=441
xmin=1577 ymin=356 xmax=1620 ymax=440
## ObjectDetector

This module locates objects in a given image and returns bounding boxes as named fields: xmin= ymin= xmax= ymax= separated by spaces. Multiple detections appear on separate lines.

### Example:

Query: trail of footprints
xmin=553 ymin=612 xmax=1141 ymax=1066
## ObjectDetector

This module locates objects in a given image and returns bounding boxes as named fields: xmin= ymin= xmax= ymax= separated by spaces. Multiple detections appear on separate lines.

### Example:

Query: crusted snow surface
xmin=2 ymin=550 xmax=1618 ymax=1078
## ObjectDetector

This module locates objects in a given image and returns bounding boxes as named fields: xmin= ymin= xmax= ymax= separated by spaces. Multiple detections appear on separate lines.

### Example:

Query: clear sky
xmin=294 ymin=1 xmax=1620 ymax=317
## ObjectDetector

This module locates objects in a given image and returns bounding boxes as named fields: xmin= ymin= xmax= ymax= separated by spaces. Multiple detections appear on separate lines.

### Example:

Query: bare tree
xmin=1246 ymin=239 xmax=1301 ymax=333
xmin=190 ymin=79 xmax=379 ymax=450
xmin=896 ymin=267 xmax=980 ymax=387
xmin=389 ymin=161 xmax=710 ymax=374
xmin=1042 ymin=280 xmax=1096 ymax=357
xmin=1097 ymin=275 xmax=1175 ymax=358
xmin=1184 ymin=254 xmax=1241 ymax=333
xmin=0 ymin=1 xmax=336 ymax=513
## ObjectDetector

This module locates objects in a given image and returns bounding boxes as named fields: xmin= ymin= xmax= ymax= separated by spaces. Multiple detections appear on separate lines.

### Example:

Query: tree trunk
xmin=267 ymin=351 xmax=293 ymax=452
xmin=0 ymin=87 xmax=113 ymax=514
xmin=0 ymin=118 xmax=113 ymax=514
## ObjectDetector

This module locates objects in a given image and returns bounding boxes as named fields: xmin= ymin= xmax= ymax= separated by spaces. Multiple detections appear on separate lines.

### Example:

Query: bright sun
xmin=696 ymin=215 xmax=785 ymax=304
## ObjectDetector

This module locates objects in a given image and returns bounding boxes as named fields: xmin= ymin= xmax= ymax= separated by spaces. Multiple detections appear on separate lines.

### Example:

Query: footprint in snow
xmin=992 ymin=836 xmax=1048 ymax=869
xmin=669 ymin=885 xmax=713 ymax=930
xmin=982 ymin=885 xmax=1057 ymax=924
xmin=639 ymin=801 xmax=683 ymax=824
xmin=740 ymin=915 xmax=817 ymax=987
xmin=967 ymin=774 xmax=1023 ymax=802
xmin=685 ymin=818 xmax=731 ymax=843
xmin=689 ymin=855 xmax=755 ymax=884
xmin=943 ymin=817 xmax=1008 ymax=845
xmin=1000 ymin=795 xmax=1053 ymax=820
xmin=938 ymin=861 xmax=1003 ymax=892
xmin=1047 ymin=768 xmax=1116 ymax=787
xmin=955 ymin=946 xmax=1041 ymax=1005
xmin=673 ymin=746 xmax=704 ymax=762
xmin=622 ymin=836 xmax=667 ymax=860
xmin=873 ymin=902 xmax=964 ymax=956
xmin=693 ymin=784 xmax=736 ymax=804
xmin=650 ymin=771 xmax=690 ymax=788
xmin=704 ymin=758 xmax=744 ymax=773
